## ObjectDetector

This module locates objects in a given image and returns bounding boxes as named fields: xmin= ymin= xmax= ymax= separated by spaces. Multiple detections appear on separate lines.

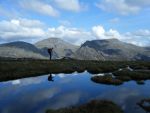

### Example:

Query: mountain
xmin=74 ymin=39 xmax=150 ymax=61
xmin=74 ymin=46 xmax=105 ymax=60
xmin=145 ymin=47 xmax=150 ymax=51
xmin=0 ymin=38 xmax=78 ymax=59
xmin=0 ymin=38 xmax=149 ymax=61
xmin=35 ymin=38 xmax=79 ymax=58
xmin=0 ymin=41 xmax=48 ymax=59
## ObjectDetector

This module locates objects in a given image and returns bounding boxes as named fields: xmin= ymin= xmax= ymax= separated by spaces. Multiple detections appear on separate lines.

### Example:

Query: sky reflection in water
xmin=0 ymin=71 xmax=150 ymax=113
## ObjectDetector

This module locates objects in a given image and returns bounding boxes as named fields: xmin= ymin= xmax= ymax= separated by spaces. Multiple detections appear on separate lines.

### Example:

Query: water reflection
xmin=137 ymin=99 xmax=150 ymax=113
xmin=46 ymin=99 xmax=124 ymax=113
xmin=0 ymin=72 xmax=149 ymax=113
xmin=48 ymin=74 xmax=54 ymax=82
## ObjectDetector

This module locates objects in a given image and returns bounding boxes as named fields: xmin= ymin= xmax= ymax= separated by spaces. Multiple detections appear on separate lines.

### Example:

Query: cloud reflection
xmin=96 ymin=87 xmax=146 ymax=113
xmin=11 ymin=75 xmax=47 ymax=86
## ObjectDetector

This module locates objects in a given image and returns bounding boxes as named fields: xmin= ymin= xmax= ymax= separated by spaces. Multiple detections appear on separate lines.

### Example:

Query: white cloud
xmin=0 ymin=18 xmax=46 ymax=42
xmin=92 ymin=25 xmax=105 ymax=38
xmin=132 ymin=29 xmax=150 ymax=37
xmin=54 ymin=0 xmax=85 ymax=12
xmin=0 ymin=18 xmax=149 ymax=47
xmin=124 ymin=30 xmax=150 ymax=46
xmin=109 ymin=17 xmax=120 ymax=23
xmin=0 ymin=18 xmax=94 ymax=45
xmin=96 ymin=0 xmax=142 ymax=15
xmin=92 ymin=25 xmax=150 ymax=46
xmin=20 ymin=0 xmax=59 ymax=17
xmin=47 ymin=26 xmax=95 ymax=45
xmin=92 ymin=25 xmax=121 ymax=39
xmin=126 ymin=0 xmax=150 ymax=7
xmin=18 ymin=18 xmax=45 ymax=28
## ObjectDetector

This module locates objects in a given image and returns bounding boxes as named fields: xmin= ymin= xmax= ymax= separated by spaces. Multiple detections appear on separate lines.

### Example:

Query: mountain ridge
xmin=0 ymin=38 xmax=149 ymax=61
xmin=35 ymin=38 xmax=79 ymax=58
xmin=74 ymin=39 xmax=150 ymax=61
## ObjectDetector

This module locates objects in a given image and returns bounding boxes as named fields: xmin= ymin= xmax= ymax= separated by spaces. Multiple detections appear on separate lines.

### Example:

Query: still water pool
xmin=0 ymin=71 xmax=150 ymax=113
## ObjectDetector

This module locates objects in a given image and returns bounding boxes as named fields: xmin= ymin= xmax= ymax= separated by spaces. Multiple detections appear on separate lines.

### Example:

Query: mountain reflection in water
xmin=0 ymin=71 xmax=150 ymax=113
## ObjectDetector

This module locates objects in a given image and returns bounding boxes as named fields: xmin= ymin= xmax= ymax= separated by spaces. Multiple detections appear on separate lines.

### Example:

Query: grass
xmin=46 ymin=100 xmax=124 ymax=113
xmin=113 ymin=70 xmax=150 ymax=80
xmin=91 ymin=75 xmax=123 ymax=85
xmin=90 ymin=62 xmax=150 ymax=85
xmin=0 ymin=59 xmax=150 ymax=82
xmin=91 ymin=69 xmax=150 ymax=86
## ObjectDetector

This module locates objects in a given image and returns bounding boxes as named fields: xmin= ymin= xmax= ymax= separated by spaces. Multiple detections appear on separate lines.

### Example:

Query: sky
xmin=0 ymin=0 xmax=150 ymax=46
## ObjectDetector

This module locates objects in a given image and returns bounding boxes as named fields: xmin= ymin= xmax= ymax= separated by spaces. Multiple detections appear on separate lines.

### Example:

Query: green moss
xmin=113 ymin=70 xmax=150 ymax=80
xmin=115 ymin=76 xmax=131 ymax=81
xmin=91 ymin=75 xmax=123 ymax=85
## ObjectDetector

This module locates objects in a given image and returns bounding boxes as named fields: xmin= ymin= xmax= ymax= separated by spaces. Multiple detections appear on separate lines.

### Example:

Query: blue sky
xmin=0 ymin=0 xmax=150 ymax=46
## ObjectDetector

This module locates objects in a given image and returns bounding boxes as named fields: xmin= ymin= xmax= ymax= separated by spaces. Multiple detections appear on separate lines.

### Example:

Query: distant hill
xmin=0 ymin=41 xmax=48 ymax=59
xmin=35 ymin=38 xmax=79 ymax=58
xmin=74 ymin=39 xmax=150 ymax=61
xmin=145 ymin=47 xmax=150 ymax=51
xmin=0 ymin=38 xmax=149 ymax=61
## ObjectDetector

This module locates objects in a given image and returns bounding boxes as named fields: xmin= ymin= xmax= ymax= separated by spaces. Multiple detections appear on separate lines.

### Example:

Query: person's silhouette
xmin=47 ymin=48 xmax=53 ymax=60
xmin=48 ymin=74 xmax=54 ymax=81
